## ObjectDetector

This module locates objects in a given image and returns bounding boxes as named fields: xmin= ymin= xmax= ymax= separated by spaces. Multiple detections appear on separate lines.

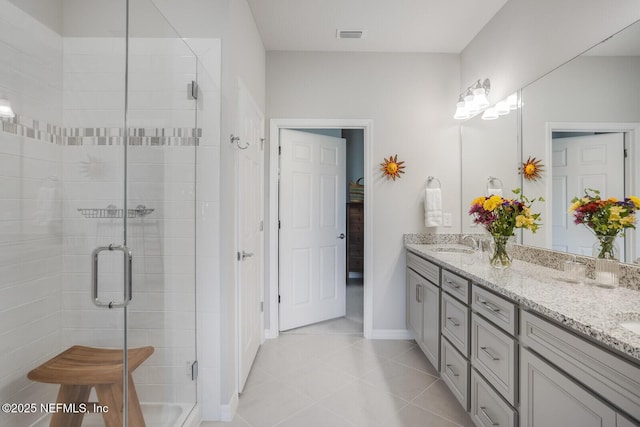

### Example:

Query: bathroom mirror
xmin=460 ymin=18 xmax=640 ymax=264
xmin=460 ymin=102 xmax=520 ymax=236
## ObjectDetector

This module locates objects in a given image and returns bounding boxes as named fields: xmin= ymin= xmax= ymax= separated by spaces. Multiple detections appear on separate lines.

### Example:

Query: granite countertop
xmin=405 ymin=243 xmax=640 ymax=363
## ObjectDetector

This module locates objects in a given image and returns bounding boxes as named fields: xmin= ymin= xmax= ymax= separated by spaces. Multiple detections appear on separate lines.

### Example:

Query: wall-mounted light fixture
xmin=0 ymin=98 xmax=15 ymax=118
xmin=452 ymin=79 xmax=490 ymax=120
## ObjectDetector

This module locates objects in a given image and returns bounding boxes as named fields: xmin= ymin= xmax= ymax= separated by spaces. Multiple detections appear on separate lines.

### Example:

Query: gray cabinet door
xmin=520 ymin=348 xmax=616 ymax=427
xmin=406 ymin=268 xmax=423 ymax=342
xmin=421 ymin=279 xmax=440 ymax=370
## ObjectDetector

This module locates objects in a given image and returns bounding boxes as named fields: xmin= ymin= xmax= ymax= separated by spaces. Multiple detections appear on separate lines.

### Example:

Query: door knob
xmin=238 ymin=250 xmax=254 ymax=260
xmin=337 ymin=233 xmax=345 ymax=239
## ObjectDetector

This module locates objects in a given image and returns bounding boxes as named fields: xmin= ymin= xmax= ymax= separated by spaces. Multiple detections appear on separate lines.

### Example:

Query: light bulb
xmin=453 ymin=100 xmax=469 ymax=120
xmin=495 ymin=101 xmax=510 ymax=115
xmin=472 ymin=87 xmax=489 ymax=110
xmin=464 ymin=91 xmax=479 ymax=115
xmin=481 ymin=107 xmax=499 ymax=120
xmin=507 ymin=93 xmax=518 ymax=110
xmin=0 ymin=98 xmax=15 ymax=118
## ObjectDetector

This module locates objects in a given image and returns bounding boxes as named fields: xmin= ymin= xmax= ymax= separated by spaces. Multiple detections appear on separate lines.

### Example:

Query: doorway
xmin=546 ymin=122 xmax=640 ymax=263
xmin=268 ymin=119 xmax=374 ymax=339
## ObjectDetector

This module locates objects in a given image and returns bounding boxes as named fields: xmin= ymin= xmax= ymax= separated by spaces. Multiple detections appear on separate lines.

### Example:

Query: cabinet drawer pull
xmin=479 ymin=299 xmax=501 ymax=312
xmin=480 ymin=407 xmax=499 ymax=426
xmin=445 ymin=279 xmax=461 ymax=289
xmin=446 ymin=317 xmax=460 ymax=327
xmin=445 ymin=364 xmax=459 ymax=377
xmin=480 ymin=346 xmax=500 ymax=361
xmin=416 ymin=284 xmax=422 ymax=303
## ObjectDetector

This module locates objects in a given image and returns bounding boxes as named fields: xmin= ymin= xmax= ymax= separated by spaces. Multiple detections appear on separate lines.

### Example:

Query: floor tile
xmin=391 ymin=344 xmax=440 ymax=376
xmin=380 ymin=404 xmax=463 ymax=427
xmin=318 ymin=380 xmax=409 ymax=427
xmin=236 ymin=377 xmax=314 ymax=427
xmin=359 ymin=359 xmax=439 ymax=401
xmin=353 ymin=339 xmax=416 ymax=360
xmin=411 ymin=379 xmax=475 ymax=427
xmin=274 ymin=404 xmax=356 ymax=427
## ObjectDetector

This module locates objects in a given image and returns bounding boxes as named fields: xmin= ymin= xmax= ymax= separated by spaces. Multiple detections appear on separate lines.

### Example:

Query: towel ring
xmin=487 ymin=176 xmax=503 ymax=193
xmin=426 ymin=176 xmax=441 ymax=189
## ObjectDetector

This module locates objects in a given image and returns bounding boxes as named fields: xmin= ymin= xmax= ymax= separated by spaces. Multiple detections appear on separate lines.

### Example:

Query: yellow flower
xmin=483 ymin=195 xmax=503 ymax=212
xmin=629 ymin=195 xmax=640 ymax=209
xmin=607 ymin=197 xmax=618 ymax=203
xmin=471 ymin=196 xmax=486 ymax=207
xmin=515 ymin=214 xmax=533 ymax=228
xmin=568 ymin=200 xmax=581 ymax=213
xmin=620 ymin=215 xmax=635 ymax=226
xmin=609 ymin=206 xmax=623 ymax=220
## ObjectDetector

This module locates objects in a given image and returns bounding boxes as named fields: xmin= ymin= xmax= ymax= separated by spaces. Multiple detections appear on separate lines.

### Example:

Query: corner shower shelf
xmin=77 ymin=204 xmax=154 ymax=219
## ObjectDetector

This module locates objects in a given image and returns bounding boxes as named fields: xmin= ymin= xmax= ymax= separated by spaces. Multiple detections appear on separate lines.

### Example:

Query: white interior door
xmin=552 ymin=133 xmax=624 ymax=255
xmin=279 ymin=129 xmax=347 ymax=331
xmin=237 ymin=82 xmax=264 ymax=392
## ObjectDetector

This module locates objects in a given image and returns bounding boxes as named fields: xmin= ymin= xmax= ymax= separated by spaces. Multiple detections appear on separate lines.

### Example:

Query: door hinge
xmin=260 ymin=301 xmax=264 ymax=312
xmin=278 ymin=295 xmax=281 ymax=303
xmin=278 ymin=146 xmax=282 ymax=155
xmin=190 ymin=360 xmax=198 ymax=380
xmin=190 ymin=80 xmax=199 ymax=100
xmin=278 ymin=220 xmax=281 ymax=230
xmin=261 ymin=138 xmax=265 ymax=151
xmin=259 ymin=220 xmax=264 ymax=231
xmin=624 ymin=148 xmax=628 ymax=158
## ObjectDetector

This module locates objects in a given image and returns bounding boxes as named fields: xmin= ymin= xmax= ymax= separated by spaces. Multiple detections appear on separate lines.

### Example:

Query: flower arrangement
xmin=469 ymin=189 xmax=542 ymax=268
xmin=469 ymin=189 xmax=543 ymax=236
xmin=568 ymin=189 xmax=639 ymax=259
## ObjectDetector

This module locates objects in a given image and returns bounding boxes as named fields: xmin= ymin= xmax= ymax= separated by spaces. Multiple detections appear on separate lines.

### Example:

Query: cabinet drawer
xmin=442 ymin=337 xmax=469 ymax=411
xmin=472 ymin=286 xmax=517 ymax=335
xmin=441 ymin=292 xmax=469 ymax=357
xmin=442 ymin=269 xmax=470 ymax=303
xmin=472 ymin=314 xmax=517 ymax=405
xmin=521 ymin=310 xmax=640 ymax=420
xmin=471 ymin=369 xmax=517 ymax=427
xmin=407 ymin=251 xmax=439 ymax=285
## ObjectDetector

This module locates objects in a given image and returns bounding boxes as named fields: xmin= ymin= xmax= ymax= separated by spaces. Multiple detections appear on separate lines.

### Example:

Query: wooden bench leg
xmin=50 ymin=384 xmax=90 ymax=427
xmin=127 ymin=375 xmax=146 ymax=427
xmin=95 ymin=383 xmax=124 ymax=427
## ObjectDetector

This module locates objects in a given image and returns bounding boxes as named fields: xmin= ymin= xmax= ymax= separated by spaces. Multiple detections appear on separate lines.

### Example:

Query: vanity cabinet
xmin=520 ymin=347 xmax=617 ymax=427
xmin=520 ymin=310 xmax=640 ymax=423
xmin=406 ymin=252 xmax=441 ymax=370
xmin=405 ymin=247 xmax=640 ymax=427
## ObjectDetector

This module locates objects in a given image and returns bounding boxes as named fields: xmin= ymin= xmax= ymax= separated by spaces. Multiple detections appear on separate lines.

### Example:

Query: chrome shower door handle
xmin=91 ymin=244 xmax=132 ymax=309
xmin=337 ymin=233 xmax=345 ymax=239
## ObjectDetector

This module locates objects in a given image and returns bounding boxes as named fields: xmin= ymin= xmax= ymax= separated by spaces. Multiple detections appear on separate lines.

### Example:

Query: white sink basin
xmin=619 ymin=320 xmax=640 ymax=335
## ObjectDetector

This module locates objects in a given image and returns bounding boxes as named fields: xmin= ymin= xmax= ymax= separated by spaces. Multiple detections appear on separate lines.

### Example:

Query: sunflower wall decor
xmin=380 ymin=154 xmax=406 ymax=180
xmin=520 ymin=156 xmax=544 ymax=181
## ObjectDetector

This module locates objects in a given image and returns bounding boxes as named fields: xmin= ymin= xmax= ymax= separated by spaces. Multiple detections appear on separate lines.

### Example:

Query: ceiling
xmin=246 ymin=0 xmax=509 ymax=53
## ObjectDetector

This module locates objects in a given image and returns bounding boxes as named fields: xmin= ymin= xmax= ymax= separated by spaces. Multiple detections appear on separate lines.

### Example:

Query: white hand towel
xmin=424 ymin=187 xmax=443 ymax=227
xmin=487 ymin=187 xmax=503 ymax=197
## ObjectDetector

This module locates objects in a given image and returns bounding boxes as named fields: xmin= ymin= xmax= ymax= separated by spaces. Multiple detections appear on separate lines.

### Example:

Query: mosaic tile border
xmin=1 ymin=115 xmax=201 ymax=146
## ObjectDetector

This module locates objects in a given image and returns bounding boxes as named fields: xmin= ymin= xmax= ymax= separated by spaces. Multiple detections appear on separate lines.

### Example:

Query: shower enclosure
xmin=0 ymin=0 xmax=214 ymax=425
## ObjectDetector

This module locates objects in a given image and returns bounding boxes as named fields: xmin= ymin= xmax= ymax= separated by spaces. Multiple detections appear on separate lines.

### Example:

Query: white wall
xmin=267 ymin=52 xmax=460 ymax=332
xmin=461 ymin=0 xmax=640 ymax=105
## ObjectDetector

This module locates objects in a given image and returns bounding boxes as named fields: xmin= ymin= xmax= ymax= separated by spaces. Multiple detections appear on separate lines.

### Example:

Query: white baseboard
xmin=220 ymin=391 xmax=239 ymax=422
xmin=370 ymin=328 xmax=413 ymax=340
xmin=264 ymin=328 xmax=278 ymax=339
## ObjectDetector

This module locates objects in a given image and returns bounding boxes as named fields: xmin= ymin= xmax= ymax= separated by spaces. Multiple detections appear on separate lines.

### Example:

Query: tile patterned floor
xmin=200 ymin=329 xmax=474 ymax=427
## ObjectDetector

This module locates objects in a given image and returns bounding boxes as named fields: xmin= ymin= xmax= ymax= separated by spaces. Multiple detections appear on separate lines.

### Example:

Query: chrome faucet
xmin=461 ymin=234 xmax=479 ymax=250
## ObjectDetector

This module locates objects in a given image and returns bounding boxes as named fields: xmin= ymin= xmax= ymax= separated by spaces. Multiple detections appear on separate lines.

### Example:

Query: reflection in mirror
xmin=460 ymin=94 xmax=520 ymax=237
xmin=520 ymin=19 xmax=640 ymax=263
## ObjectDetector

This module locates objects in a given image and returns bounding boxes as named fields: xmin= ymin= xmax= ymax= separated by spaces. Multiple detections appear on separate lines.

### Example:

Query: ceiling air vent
xmin=336 ymin=29 xmax=366 ymax=39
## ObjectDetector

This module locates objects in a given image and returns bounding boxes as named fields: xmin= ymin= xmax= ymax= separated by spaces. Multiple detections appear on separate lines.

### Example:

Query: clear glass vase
xmin=592 ymin=235 xmax=619 ymax=288
xmin=489 ymin=234 xmax=512 ymax=269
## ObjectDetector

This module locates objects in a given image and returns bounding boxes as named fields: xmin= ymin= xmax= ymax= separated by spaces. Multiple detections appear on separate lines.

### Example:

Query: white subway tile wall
xmin=0 ymin=1 xmax=222 ymax=424
xmin=0 ymin=2 xmax=64 ymax=425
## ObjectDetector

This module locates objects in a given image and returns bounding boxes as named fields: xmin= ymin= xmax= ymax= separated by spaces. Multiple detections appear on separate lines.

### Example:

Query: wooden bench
xmin=28 ymin=345 xmax=154 ymax=427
